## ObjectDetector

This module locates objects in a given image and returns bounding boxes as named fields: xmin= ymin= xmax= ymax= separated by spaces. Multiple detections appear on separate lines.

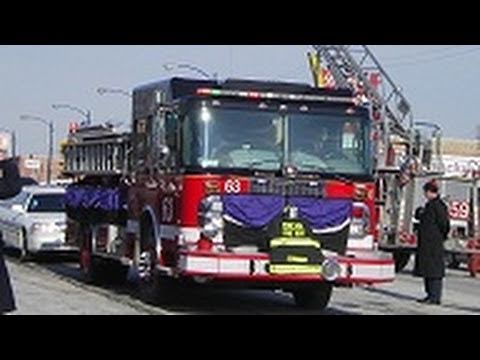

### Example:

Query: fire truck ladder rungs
xmin=64 ymin=132 xmax=130 ymax=176
xmin=311 ymin=45 xmax=418 ymax=245
xmin=312 ymin=45 xmax=414 ymax=142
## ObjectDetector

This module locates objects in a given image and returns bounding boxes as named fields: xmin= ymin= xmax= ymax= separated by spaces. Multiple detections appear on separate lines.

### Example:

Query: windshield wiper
xmin=298 ymin=163 xmax=354 ymax=184
xmin=246 ymin=159 xmax=281 ymax=171
xmin=299 ymin=163 xmax=331 ymax=172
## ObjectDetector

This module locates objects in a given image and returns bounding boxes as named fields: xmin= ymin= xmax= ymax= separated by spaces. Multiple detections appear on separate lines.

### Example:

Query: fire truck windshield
xmin=288 ymin=111 xmax=372 ymax=176
xmin=183 ymin=104 xmax=283 ymax=171
xmin=182 ymin=102 xmax=372 ymax=176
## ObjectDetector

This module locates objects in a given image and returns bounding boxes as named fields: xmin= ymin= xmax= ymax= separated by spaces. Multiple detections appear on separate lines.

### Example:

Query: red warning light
xmin=69 ymin=122 xmax=80 ymax=134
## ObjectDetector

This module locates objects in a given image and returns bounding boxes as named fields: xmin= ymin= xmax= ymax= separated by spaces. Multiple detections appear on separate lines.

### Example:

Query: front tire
xmin=138 ymin=219 xmax=164 ymax=305
xmin=292 ymin=283 xmax=333 ymax=310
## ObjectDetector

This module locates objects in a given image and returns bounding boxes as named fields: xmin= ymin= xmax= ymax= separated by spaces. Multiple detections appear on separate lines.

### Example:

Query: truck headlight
xmin=199 ymin=196 xmax=224 ymax=240
xmin=350 ymin=221 xmax=366 ymax=238
xmin=322 ymin=258 xmax=342 ymax=281
xmin=350 ymin=203 xmax=370 ymax=238
xmin=202 ymin=222 xmax=222 ymax=239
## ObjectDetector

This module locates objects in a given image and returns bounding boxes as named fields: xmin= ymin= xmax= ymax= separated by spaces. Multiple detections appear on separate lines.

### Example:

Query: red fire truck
xmin=63 ymin=77 xmax=395 ymax=310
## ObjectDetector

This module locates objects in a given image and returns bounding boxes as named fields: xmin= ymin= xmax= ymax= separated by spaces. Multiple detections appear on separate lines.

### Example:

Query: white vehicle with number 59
xmin=0 ymin=186 xmax=75 ymax=260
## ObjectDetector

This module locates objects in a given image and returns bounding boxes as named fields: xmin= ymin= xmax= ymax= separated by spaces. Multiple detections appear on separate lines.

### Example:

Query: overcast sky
xmin=1 ymin=45 xmax=479 ymax=155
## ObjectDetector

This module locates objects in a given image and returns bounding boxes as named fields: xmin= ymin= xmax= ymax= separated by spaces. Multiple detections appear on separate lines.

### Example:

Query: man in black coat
xmin=414 ymin=180 xmax=451 ymax=305
xmin=0 ymin=150 xmax=20 ymax=314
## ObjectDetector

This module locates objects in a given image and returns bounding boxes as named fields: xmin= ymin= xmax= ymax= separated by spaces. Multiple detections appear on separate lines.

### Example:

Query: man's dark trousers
xmin=424 ymin=278 xmax=443 ymax=303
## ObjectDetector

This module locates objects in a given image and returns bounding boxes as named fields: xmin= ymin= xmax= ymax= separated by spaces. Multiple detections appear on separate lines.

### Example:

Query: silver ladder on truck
xmin=311 ymin=45 xmax=439 ymax=249
xmin=62 ymin=124 xmax=130 ymax=177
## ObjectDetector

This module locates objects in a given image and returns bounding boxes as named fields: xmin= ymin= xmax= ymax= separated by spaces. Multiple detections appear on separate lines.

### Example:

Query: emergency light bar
xmin=196 ymin=88 xmax=355 ymax=104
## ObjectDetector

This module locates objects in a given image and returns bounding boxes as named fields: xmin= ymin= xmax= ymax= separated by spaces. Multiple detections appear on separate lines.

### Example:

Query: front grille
xmin=224 ymin=216 xmax=281 ymax=252
xmin=250 ymin=178 xmax=324 ymax=198
xmin=222 ymin=191 xmax=351 ymax=255
xmin=224 ymin=214 xmax=350 ymax=255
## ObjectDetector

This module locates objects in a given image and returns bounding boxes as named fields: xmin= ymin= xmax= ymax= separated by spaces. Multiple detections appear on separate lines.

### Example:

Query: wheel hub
xmin=138 ymin=251 xmax=153 ymax=280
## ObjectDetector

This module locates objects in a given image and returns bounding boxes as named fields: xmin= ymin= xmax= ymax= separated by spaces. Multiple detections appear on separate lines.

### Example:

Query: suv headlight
xmin=55 ymin=221 xmax=67 ymax=231
xmin=198 ymin=196 xmax=224 ymax=240
xmin=32 ymin=222 xmax=58 ymax=233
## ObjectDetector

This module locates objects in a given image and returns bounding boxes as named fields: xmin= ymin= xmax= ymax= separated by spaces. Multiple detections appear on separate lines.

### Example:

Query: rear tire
xmin=79 ymin=224 xmax=127 ymax=285
xmin=83 ymin=256 xmax=105 ymax=284
xmin=446 ymin=253 xmax=461 ymax=270
xmin=79 ymin=225 xmax=102 ymax=284
xmin=103 ymin=260 xmax=128 ymax=285
xmin=292 ymin=283 xmax=333 ymax=310
xmin=468 ymin=254 xmax=480 ymax=278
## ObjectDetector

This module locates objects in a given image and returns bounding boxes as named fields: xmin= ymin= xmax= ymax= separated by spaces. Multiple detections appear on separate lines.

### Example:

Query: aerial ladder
xmin=310 ymin=45 xmax=443 ymax=264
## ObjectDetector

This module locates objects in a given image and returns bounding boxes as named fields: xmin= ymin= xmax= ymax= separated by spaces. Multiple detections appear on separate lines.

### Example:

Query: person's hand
xmin=414 ymin=207 xmax=425 ymax=220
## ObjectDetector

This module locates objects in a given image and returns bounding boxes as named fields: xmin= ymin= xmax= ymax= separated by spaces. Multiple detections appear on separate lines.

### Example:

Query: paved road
xmin=7 ymin=259 xmax=147 ymax=315
xmin=4 ymin=255 xmax=480 ymax=315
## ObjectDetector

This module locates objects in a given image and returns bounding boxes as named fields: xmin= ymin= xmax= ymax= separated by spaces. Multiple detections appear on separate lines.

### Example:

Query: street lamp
xmin=97 ymin=87 xmax=131 ymax=131
xmin=97 ymin=87 xmax=132 ymax=98
xmin=163 ymin=62 xmax=218 ymax=81
xmin=0 ymin=127 xmax=16 ymax=158
xmin=52 ymin=104 xmax=92 ymax=126
xmin=414 ymin=121 xmax=441 ymax=133
xmin=19 ymin=115 xmax=54 ymax=185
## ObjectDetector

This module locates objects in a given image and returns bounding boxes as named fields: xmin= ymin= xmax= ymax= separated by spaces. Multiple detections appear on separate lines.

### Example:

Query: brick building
xmin=16 ymin=154 xmax=64 ymax=184
xmin=441 ymin=138 xmax=480 ymax=178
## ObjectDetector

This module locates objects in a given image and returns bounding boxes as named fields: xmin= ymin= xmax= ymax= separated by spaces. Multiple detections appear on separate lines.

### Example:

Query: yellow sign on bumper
xmin=269 ymin=264 xmax=322 ymax=275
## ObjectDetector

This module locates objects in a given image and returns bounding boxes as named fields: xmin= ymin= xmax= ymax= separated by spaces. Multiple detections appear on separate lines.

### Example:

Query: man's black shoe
xmin=416 ymin=297 xmax=431 ymax=304
xmin=425 ymin=300 xmax=441 ymax=306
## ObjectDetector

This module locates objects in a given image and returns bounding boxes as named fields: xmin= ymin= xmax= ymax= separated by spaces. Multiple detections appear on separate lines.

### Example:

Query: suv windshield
xmin=27 ymin=194 xmax=65 ymax=213
xmin=0 ymin=191 xmax=29 ymax=208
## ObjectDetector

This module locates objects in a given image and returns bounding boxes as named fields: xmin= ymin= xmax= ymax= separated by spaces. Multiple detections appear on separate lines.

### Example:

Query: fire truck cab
xmin=64 ymin=77 xmax=395 ymax=310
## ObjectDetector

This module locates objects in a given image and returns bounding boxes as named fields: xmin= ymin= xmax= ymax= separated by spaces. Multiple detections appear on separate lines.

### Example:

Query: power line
xmin=386 ymin=46 xmax=480 ymax=66
xmin=379 ymin=45 xmax=463 ymax=61
xmin=385 ymin=46 xmax=480 ymax=67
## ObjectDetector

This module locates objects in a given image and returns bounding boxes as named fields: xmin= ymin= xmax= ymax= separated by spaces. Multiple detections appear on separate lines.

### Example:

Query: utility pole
xmin=475 ymin=125 xmax=480 ymax=239
xmin=20 ymin=115 xmax=54 ymax=185
xmin=47 ymin=121 xmax=54 ymax=185
xmin=11 ymin=131 xmax=16 ymax=159
xmin=477 ymin=125 xmax=480 ymax=152
xmin=0 ymin=128 xmax=16 ymax=159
